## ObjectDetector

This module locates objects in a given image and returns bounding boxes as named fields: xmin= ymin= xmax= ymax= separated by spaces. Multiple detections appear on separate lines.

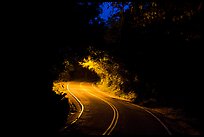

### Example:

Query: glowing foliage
xmin=52 ymin=82 xmax=69 ymax=98
xmin=79 ymin=49 xmax=136 ymax=101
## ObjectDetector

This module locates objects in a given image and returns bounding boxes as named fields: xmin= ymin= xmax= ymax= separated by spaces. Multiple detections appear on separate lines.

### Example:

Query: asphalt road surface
xmin=60 ymin=82 xmax=172 ymax=135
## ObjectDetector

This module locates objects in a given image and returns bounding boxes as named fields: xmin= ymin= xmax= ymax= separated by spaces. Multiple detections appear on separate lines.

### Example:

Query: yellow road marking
xmin=91 ymin=83 xmax=172 ymax=135
xmin=80 ymin=82 xmax=119 ymax=135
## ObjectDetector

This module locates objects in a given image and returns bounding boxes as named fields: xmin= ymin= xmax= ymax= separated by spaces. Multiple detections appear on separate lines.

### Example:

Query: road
xmin=60 ymin=82 xmax=172 ymax=135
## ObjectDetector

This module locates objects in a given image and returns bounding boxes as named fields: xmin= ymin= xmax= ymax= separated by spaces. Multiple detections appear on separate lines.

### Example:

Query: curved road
xmin=60 ymin=82 xmax=171 ymax=135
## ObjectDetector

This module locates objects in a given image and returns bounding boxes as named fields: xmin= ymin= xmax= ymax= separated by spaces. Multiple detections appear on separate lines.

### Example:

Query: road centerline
xmin=91 ymin=83 xmax=172 ymax=135
xmin=80 ymin=82 xmax=119 ymax=135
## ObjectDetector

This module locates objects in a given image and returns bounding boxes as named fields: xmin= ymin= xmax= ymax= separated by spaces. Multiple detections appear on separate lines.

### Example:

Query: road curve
xmin=61 ymin=82 xmax=171 ymax=135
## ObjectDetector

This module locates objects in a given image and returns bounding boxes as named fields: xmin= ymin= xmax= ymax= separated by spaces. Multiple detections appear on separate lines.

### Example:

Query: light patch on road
xmin=91 ymin=83 xmax=131 ymax=102
xmin=80 ymin=82 xmax=119 ymax=135
xmin=67 ymin=83 xmax=84 ymax=125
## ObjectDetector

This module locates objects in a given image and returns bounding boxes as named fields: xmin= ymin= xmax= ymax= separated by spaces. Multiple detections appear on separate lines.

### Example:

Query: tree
xmin=79 ymin=48 xmax=137 ymax=101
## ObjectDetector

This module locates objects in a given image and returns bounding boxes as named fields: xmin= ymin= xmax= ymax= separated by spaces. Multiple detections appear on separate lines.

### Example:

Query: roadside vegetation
xmin=79 ymin=48 xmax=137 ymax=102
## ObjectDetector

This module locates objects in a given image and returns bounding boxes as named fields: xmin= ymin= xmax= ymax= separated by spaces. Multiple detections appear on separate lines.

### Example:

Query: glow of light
xmin=139 ymin=5 xmax=143 ymax=10
xmin=79 ymin=51 xmax=136 ymax=101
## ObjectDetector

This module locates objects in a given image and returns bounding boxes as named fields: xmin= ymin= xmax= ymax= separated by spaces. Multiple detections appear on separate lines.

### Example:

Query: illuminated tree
xmin=79 ymin=48 xmax=137 ymax=101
